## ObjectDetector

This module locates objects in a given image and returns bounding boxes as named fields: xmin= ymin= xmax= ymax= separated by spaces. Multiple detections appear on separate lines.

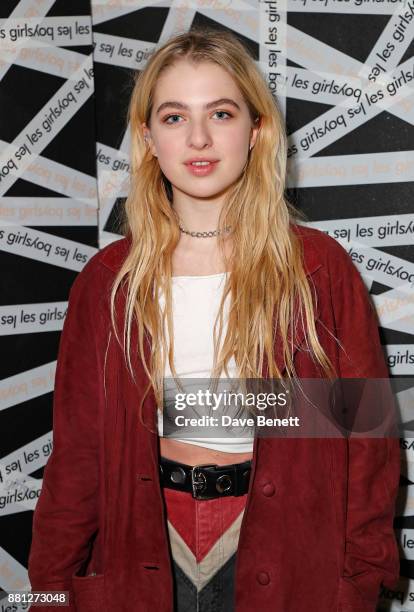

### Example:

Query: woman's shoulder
xmin=95 ymin=235 xmax=131 ymax=273
xmin=77 ymin=235 xmax=131 ymax=279
xmin=291 ymin=222 xmax=356 ymax=279
xmin=67 ymin=236 xmax=131 ymax=304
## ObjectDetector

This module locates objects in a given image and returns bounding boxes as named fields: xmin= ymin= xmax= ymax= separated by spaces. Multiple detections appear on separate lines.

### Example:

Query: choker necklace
xmin=178 ymin=223 xmax=232 ymax=238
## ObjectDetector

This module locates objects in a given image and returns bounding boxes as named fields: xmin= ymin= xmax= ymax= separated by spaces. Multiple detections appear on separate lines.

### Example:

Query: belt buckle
xmin=191 ymin=463 xmax=217 ymax=499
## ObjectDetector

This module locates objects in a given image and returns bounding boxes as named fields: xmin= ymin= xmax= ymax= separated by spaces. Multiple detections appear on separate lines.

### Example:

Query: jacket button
xmin=262 ymin=482 xmax=275 ymax=497
xmin=257 ymin=571 xmax=270 ymax=585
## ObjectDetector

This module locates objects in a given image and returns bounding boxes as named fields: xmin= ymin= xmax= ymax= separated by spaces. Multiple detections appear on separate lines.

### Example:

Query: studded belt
xmin=159 ymin=456 xmax=252 ymax=500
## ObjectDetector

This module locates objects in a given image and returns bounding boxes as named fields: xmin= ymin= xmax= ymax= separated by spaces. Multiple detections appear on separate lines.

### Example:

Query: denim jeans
xmin=161 ymin=486 xmax=248 ymax=612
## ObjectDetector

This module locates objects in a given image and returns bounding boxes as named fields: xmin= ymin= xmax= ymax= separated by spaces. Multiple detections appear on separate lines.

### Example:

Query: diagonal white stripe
xmin=0 ymin=0 xmax=57 ymax=81
xmin=0 ymin=55 xmax=94 ymax=196
xmin=166 ymin=508 xmax=245 ymax=591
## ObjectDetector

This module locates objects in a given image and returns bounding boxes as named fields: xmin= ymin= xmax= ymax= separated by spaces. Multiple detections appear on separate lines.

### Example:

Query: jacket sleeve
xmin=325 ymin=237 xmax=401 ymax=611
xmin=27 ymin=256 xmax=106 ymax=611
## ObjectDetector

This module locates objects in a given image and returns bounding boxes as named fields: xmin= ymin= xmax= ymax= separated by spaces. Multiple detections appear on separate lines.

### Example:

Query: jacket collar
xmin=99 ymin=224 xmax=323 ymax=279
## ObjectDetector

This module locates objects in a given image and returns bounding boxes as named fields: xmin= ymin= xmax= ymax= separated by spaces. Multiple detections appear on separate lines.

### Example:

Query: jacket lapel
xmin=270 ymin=265 xmax=322 ymax=377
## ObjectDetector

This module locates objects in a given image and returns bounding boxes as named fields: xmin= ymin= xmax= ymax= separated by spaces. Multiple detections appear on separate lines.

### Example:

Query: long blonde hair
xmin=109 ymin=27 xmax=335 ymax=427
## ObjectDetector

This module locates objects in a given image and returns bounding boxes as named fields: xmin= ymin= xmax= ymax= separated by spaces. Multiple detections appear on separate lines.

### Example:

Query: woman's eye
xmin=213 ymin=111 xmax=232 ymax=120
xmin=164 ymin=114 xmax=182 ymax=124
xmin=163 ymin=111 xmax=232 ymax=124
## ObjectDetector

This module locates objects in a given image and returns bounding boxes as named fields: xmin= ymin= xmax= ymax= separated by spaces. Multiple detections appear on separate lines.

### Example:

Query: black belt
xmin=159 ymin=456 xmax=252 ymax=500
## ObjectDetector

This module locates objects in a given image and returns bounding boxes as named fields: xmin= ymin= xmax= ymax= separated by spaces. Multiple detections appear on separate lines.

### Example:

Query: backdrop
xmin=0 ymin=0 xmax=413 ymax=609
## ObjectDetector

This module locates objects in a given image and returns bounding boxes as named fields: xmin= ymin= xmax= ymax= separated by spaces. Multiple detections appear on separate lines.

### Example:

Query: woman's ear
xmin=141 ymin=122 xmax=158 ymax=157
xmin=249 ymin=115 xmax=261 ymax=151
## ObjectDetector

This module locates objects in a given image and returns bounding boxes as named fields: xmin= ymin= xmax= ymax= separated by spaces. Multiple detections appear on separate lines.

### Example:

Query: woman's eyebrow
xmin=156 ymin=98 xmax=241 ymax=114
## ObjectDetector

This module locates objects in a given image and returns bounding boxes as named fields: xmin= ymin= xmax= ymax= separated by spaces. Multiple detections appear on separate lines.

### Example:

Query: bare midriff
xmin=159 ymin=437 xmax=253 ymax=467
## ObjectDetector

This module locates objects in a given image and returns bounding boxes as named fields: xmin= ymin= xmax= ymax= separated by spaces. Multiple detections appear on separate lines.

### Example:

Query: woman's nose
xmin=186 ymin=121 xmax=213 ymax=148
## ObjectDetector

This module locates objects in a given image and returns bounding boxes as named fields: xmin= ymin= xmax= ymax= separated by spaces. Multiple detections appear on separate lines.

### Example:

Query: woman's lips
xmin=184 ymin=161 xmax=219 ymax=176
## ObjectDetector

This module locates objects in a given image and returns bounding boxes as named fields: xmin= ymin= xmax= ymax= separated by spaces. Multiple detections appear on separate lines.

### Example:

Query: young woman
xmin=28 ymin=28 xmax=400 ymax=612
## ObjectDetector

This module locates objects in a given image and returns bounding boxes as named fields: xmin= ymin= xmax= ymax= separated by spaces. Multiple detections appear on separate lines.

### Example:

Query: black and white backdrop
xmin=0 ymin=0 xmax=413 ymax=609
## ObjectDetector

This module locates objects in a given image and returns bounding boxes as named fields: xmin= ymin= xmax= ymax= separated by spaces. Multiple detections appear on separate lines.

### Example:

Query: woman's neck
xmin=171 ymin=234 xmax=233 ymax=277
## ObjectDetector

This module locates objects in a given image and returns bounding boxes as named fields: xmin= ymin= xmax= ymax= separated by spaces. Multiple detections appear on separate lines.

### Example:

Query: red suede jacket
xmin=28 ymin=225 xmax=400 ymax=611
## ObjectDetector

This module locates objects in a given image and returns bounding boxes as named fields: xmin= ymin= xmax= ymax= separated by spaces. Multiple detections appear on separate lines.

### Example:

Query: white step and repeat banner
xmin=0 ymin=0 xmax=413 ymax=609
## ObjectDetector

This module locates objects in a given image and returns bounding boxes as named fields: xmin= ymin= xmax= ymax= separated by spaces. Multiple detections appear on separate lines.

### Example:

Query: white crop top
xmin=157 ymin=272 xmax=254 ymax=453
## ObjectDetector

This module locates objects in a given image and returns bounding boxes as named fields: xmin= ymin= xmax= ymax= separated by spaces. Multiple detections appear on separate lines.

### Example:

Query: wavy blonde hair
xmin=109 ymin=27 xmax=335 ymax=428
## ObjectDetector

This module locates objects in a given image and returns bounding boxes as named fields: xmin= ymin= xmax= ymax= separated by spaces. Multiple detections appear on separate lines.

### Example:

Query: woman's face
xmin=142 ymin=59 xmax=259 ymax=202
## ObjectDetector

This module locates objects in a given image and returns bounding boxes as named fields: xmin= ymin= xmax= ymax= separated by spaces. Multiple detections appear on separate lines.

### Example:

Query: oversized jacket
xmin=27 ymin=224 xmax=401 ymax=611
